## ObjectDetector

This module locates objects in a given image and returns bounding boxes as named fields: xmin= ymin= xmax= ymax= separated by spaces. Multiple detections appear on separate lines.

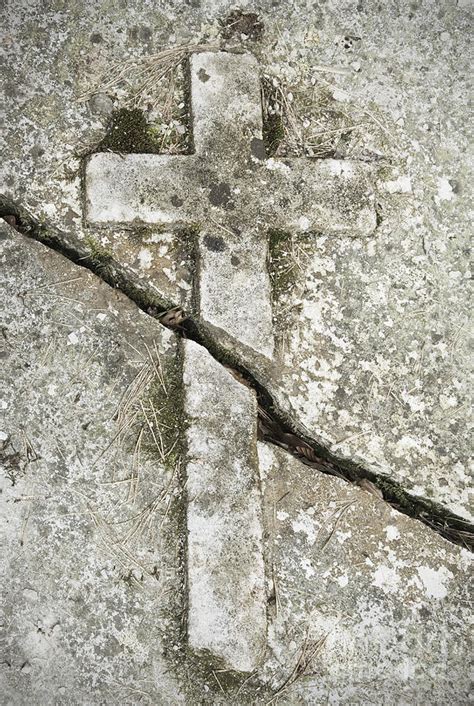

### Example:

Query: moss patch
xmin=263 ymin=113 xmax=285 ymax=157
xmin=268 ymin=228 xmax=294 ymax=294
xmin=268 ymin=228 xmax=295 ymax=351
xmin=95 ymin=59 xmax=192 ymax=156
xmin=84 ymin=235 xmax=113 ymax=262
xmin=98 ymin=108 xmax=162 ymax=154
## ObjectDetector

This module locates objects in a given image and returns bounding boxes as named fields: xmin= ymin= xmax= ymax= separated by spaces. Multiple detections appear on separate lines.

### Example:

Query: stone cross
xmin=85 ymin=51 xmax=376 ymax=359
xmin=84 ymin=51 xmax=378 ymax=674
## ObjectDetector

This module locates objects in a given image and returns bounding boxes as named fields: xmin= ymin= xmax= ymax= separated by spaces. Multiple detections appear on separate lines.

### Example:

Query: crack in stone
xmin=1 ymin=196 xmax=472 ymax=551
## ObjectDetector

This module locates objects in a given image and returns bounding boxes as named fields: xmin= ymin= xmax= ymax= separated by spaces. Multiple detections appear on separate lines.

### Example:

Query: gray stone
xmin=88 ymin=92 xmax=114 ymax=116
xmin=182 ymin=340 xmax=266 ymax=673
xmin=267 ymin=216 xmax=472 ymax=520
xmin=259 ymin=442 xmax=472 ymax=704
xmin=0 ymin=223 xmax=183 ymax=702
xmin=1 ymin=1 xmax=473 ymax=701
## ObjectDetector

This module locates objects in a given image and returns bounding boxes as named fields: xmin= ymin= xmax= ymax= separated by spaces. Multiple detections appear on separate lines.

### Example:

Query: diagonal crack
xmin=1 ymin=195 xmax=473 ymax=551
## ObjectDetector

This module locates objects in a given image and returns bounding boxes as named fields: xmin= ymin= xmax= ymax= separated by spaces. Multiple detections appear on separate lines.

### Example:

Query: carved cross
xmin=85 ymin=51 xmax=376 ymax=358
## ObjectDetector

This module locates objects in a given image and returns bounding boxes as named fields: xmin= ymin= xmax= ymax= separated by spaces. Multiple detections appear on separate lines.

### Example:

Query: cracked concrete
xmin=259 ymin=443 xmax=472 ymax=703
xmin=1 ymin=223 xmax=185 ymax=702
xmin=2 ymin=0 xmax=470 ymax=519
xmin=1 ymin=222 xmax=471 ymax=702
xmin=1 ymin=0 xmax=473 ymax=702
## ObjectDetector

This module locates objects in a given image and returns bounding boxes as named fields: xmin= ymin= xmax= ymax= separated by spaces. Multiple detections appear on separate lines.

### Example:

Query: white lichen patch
xmin=383 ymin=175 xmax=412 ymax=193
xmin=416 ymin=566 xmax=454 ymax=599
xmin=435 ymin=177 xmax=455 ymax=203
xmin=384 ymin=525 xmax=401 ymax=541
xmin=137 ymin=247 xmax=153 ymax=269
xmin=371 ymin=564 xmax=401 ymax=594
xmin=291 ymin=510 xmax=317 ymax=546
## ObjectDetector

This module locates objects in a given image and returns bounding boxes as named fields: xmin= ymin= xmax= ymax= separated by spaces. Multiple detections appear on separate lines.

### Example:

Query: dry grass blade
xmin=262 ymin=70 xmax=397 ymax=160
xmin=318 ymin=501 xmax=356 ymax=550
xmin=356 ymin=477 xmax=384 ymax=500
xmin=77 ymin=43 xmax=218 ymax=106
xmin=89 ymin=509 xmax=149 ymax=586
xmin=266 ymin=632 xmax=328 ymax=704
xmin=145 ymin=340 xmax=168 ymax=395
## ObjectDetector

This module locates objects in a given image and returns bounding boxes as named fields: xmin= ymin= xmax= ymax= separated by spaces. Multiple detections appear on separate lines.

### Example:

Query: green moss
xmin=96 ymin=64 xmax=192 ymax=156
xmin=189 ymin=319 xmax=249 ymax=375
xmin=263 ymin=113 xmax=285 ymax=156
xmin=84 ymin=235 xmax=114 ymax=273
xmin=377 ymin=164 xmax=394 ymax=181
xmin=146 ymin=353 xmax=186 ymax=469
xmin=36 ymin=227 xmax=60 ymax=248
xmin=177 ymin=223 xmax=200 ymax=250
xmin=98 ymin=108 xmax=162 ymax=154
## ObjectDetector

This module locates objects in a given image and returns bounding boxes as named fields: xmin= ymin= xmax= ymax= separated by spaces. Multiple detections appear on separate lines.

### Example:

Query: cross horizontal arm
xmin=85 ymin=153 xmax=205 ymax=225
xmin=259 ymin=158 xmax=377 ymax=237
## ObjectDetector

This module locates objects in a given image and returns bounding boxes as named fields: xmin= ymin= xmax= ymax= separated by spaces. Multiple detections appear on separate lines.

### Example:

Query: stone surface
xmin=259 ymin=442 xmax=472 ymax=704
xmin=0 ymin=223 xmax=183 ymax=702
xmin=1 ymin=0 xmax=473 ymax=702
xmin=182 ymin=340 xmax=266 ymax=673
xmin=268 ymin=223 xmax=473 ymax=520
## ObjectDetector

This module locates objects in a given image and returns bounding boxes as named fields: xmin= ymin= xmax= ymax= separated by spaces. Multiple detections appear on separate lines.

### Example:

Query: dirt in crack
xmin=1 ymin=198 xmax=473 ymax=552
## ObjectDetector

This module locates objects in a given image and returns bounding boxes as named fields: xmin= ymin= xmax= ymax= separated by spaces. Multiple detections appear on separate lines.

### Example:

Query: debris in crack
xmin=258 ymin=400 xmax=473 ymax=549
xmin=1 ymin=197 xmax=473 ymax=552
xmin=2 ymin=214 xmax=18 ymax=229
xmin=158 ymin=306 xmax=188 ymax=329
xmin=258 ymin=406 xmax=345 ymax=478
xmin=225 ymin=365 xmax=255 ymax=390
xmin=356 ymin=478 xmax=385 ymax=500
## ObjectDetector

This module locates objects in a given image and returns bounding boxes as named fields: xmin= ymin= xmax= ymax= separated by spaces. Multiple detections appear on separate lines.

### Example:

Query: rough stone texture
xmin=259 ymin=442 xmax=472 ymax=704
xmin=190 ymin=51 xmax=262 ymax=158
xmin=85 ymin=51 xmax=375 ymax=357
xmin=3 ymin=0 xmax=468 ymax=520
xmin=1 ymin=0 xmax=473 ymax=701
xmin=269 ymin=224 xmax=473 ymax=520
xmin=182 ymin=340 xmax=266 ymax=673
xmin=0 ymin=223 xmax=183 ymax=703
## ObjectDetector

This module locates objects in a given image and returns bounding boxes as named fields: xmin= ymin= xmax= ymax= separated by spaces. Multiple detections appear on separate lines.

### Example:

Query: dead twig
xmin=267 ymin=632 xmax=328 ymax=704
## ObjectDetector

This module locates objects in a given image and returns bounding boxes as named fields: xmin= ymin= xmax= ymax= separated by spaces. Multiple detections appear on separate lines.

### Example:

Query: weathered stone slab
xmin=0 ymin=223 xmax=183 ymax=702
xmin=259 ymin=442 xmax=472 ymax=703
xmin=85 ymin=153 xmax=376 ymax=236
xmin=268 ymin=227 xmax=473 ymax=520
xmin=2 ymin=2 xmax=472 ymax=701
xmin=198 ymin=228 xmax=274 ymax=358
xmin=182 ymin=340 xmax=266 ymax=673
